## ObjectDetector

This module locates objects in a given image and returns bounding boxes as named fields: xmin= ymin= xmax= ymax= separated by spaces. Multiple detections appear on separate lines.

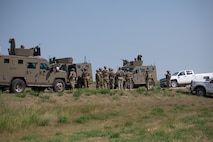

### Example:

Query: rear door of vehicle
xmin=185 ymin=70 xmax=195 ymax=83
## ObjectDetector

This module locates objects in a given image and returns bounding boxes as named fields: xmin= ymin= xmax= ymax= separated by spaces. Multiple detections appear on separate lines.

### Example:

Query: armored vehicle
xmin=49 ymin=57 xmax=93 ymax=88
xmin=0 ymin=38 xmax=68 ymax=93
xmin=119 ymin=55 xmax=157 ymax=89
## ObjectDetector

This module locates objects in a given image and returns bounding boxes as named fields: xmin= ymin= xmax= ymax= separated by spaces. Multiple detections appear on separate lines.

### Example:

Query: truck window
xmin=40 ymin=63 xmax=49 ymax=70
xmin=4 ymin=59 xmax=9 ymax=63
xmin=140 ymin=69 xmax=145 ymax=73
xmin=186 ymin=71 xmax=193 ymax=75
xmin=60 ymin=64 xmax=67 ymax=71
xmin=179 ymin=71 xmax=185 ymax=76
xmin=27 ymin=62 xmax=36 ymax=69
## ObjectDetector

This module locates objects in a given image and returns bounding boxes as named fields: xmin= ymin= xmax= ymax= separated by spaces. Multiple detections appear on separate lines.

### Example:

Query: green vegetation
xmin=15 ymin=93 xmax=27 ymax=98
xmin=0 ymin=87 xmax=212 ymax=142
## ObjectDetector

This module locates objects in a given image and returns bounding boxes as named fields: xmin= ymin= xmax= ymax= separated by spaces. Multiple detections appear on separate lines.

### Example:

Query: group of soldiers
xmin=69 ymin=68 xmax=91 ymax=90
xmin=68 ymin=66 xmax=157 ymax=91
xmin=95 ymin=66 xmax=133 ymax=90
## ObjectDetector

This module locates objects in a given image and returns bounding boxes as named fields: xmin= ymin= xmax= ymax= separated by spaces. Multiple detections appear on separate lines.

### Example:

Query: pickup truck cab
xmin=160 ymin=70 xmax=213 ymax=88
xmin=190 ymin=78 xmax=213 ymax=96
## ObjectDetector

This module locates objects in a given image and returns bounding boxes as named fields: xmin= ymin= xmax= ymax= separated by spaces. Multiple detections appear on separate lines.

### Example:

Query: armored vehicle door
xmin=26 ymin=60 xmax=39 ymax=85
xmin=38 ymin=61 xmax=51 ymax=85
xmin=132 ymin=66 xmax=146 ymax=85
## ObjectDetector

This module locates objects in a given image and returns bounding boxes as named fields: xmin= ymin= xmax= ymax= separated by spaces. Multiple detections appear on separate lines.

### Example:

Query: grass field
xmin=0 ymin=86 xmax=213 ymax=142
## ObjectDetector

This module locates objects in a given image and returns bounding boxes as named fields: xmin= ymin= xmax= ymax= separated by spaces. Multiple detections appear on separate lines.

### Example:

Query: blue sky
xmin=0 ymin=0 xmax=212 ymax=79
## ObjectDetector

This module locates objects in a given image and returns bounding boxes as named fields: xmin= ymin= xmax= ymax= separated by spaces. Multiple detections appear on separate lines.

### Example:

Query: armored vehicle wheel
xmin=171 ymin=80 xmax=178 ymax=88
xmin=53 ymin=79 xmax=65 ymax=92
xmin=11 ymin=79 xmax=26 ymax=93
xmin=195 ymin=87 xmax=205 ymax=96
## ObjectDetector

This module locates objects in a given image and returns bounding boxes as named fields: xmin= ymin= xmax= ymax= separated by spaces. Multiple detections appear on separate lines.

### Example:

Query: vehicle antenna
xmin=84 ymin=56 xmax=87 ymax=63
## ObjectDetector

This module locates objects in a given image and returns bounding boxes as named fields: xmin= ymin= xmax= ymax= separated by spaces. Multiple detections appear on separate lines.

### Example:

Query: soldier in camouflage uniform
xmin=116 ymin=67 xmax=124 ymax=90
xmin=99 ymin=68 xmax=103 ymax=88
xmin=145 ymin=69 xmax=152 ymax=90
xmin=165 ymin=70 xmax=171 ymax=88
xmin=82 ymin=68 xmax=90 ymax=88
xmin=102 ymin=66 xmax=109 ymax=89
xmin=95 ymin=70 xmax=101 ymax=89
xmin=69 ymin=68 xmax=77 ymax=90
xmin=109 ymin=68 xmax=115 ymax=89
xmin=125 ymin=68 xmax=132 ymax=90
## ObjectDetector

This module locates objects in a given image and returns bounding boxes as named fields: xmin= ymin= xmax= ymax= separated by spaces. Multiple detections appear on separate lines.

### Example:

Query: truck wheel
xmin=171 ymin=80 xmax=178 ymax=88
xmin=53 ymin=79 xmax=65 ymax=92
xmin=195 ymin=87 xmax=205 ymax=96
xmin=11 ymin=79 xmax=26 ymax=93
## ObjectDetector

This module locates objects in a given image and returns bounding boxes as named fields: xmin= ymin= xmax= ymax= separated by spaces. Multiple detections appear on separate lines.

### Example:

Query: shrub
xmin=73 ymin=89 xmax=84 ymax=99
xmin=98 ymin=88 xmax=111 ymax=94
xmin=58 ymin=116 xmax=69 ymax=124
xmin=136 ymin=87 xmax=146 ymax=94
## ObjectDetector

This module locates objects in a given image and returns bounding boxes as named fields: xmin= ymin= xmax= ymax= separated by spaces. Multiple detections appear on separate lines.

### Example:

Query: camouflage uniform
xmin=69 ymin=68 xmax=76 ymax=90
xmin=109 ymin=68 xmax=115 ymax=89
xmin=125 ymin=69 xmax=132 ymax=90
xmin=116 ymin=67 xmax=124 ymax=90
xmin=102 ymin=66 xmax=109 ymax=89
xmin=166 ymin=70 xmax=171 ymax=88
xmin=145 ymin=70 xmax=152 ymax=90
xmin=99 ymin=68 xmax=103 ymax=88
xmin=82 ymin=68 xmax=90 ymax=88
xmin=95 ymin=70 xmax=101 ymax=89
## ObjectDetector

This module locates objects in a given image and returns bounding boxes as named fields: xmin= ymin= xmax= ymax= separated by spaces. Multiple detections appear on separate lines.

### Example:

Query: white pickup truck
xmin=160 ymin=70 xmax=213 ymax=88
xmin=190 ymin=78 xmax=213 ymax=96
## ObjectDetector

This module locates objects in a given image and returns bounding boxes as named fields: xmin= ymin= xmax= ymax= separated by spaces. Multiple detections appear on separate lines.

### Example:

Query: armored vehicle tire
xmin=195 ymin=87 xmax=205 ymax=96
xmin=53 ymin=79 xmax=65 ymax=92
xmin=10 ymin=79 xmax=26 ymax=93
xmin=171 ymin=80 xmax=178 ymax=88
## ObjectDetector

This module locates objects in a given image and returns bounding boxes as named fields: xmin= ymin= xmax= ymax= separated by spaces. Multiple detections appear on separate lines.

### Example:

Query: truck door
xmin=186 ymin=70 xmax=195 ymax=83
xmin=26 ymin=61 xmax=39 ymax=85
xmin=206 ymin=79 xmax=213 ymax=93
xmin=177 ymin=71 xmax=188 ymax=84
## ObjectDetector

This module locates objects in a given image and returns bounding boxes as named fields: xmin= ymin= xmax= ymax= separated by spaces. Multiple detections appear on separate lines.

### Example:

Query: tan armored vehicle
xmin=119 ymin=55 xmax=157 ymax=89
xmin=0 ymin=38 xmax=68 ymax=93
xmin=49 ymin=57 xmax=93 ymax=88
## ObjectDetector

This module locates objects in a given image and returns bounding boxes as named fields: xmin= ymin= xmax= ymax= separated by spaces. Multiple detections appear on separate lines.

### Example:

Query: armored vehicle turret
xmin=8 ymin=38 xmax=41 ymax=56
xmin=120 ymin=55 xmax=157 ymax=89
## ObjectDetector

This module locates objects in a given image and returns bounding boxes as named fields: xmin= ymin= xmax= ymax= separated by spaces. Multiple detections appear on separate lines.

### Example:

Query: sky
xmin=0 ymin=0 xmax=212 ymax=79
